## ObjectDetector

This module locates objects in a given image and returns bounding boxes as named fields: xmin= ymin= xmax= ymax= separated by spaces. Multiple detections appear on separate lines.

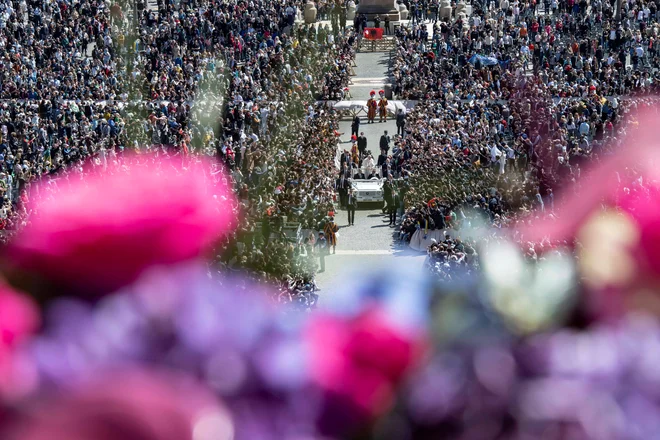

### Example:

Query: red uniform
xmin=378 ymin=98 xmax=388 ymax=122
xmin=367 ymin=98 xmax=377 ymax=122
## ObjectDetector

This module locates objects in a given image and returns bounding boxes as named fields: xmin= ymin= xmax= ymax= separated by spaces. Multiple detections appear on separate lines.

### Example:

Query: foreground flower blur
xmin=0 ymin=368 xmax=233 ymax=440
xmin=5 ymin=157 xmax=235 ymax=294
xmin=25 ymin=264 xmax=321 ymax=440
xmin=7 ymin=100 xmax=660 ymax=439
xmin=307 ymin=309 xmax=424 ymax=434
xmin=0 ymin=283 xmax=39 ymax=348
xmin=620 ymin=187 xmax=660 ymax=280
xmin=0 ymin=282 xmax=39 ymax=399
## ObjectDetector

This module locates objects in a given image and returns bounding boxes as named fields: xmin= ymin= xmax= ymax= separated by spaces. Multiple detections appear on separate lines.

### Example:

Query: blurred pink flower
xmin=0 ymin=283 xmax=39 ymax=347
xmin=517 ymin=108 xmax=660 ymax=244
xmin=6 ymin=157 xmax=235 ymax=294
xmin=306 ymin=308 xmax=424 ymax=432
xmin=512 ymin=107 xmax=660 ymax=319
xmin=0 ymin=283 xmax=39 ymax=399
xmin=0 ymin=369 xmax=233 ymax=440
xmin=620 ymin=190 xmax=660 ymax=278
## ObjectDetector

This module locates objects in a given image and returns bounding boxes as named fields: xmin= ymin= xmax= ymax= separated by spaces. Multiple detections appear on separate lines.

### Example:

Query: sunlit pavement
xmin=316 ymin=53 xmax=427 ymax=293
xmin=314 ymin=208 xmax=428 ymax=293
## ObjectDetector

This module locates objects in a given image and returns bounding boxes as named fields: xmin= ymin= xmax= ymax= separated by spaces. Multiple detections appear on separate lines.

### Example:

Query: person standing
xmin=315 ymin=231 xmax=328 ymax=272
xmin=351 ymin=115 xmax=360 ymax=137
xmin=384 ymin=15 xmax=391 ymax=35
xmin=336 ymin=173 xmax=350 ymax=208
xmin=339 ymin=1 xmax=347 ymax=29
xmin=324 ymin=217 xmax=339 ymax=254
xmin=347 ymin=188 xmax=358 ymax=225
xmin=367 ymin=91 xmax=377 ymax=123
xmin=285 ymin=3 xmax=296 ymax=26
xmin=377 ymin=150 xmax=388 ymax=175
xmin=389 ymin=188 xmax=400 ymax=226
xmin=356 ymin=13 xmax=367 ymax=33
xmin=396 ymin=109 xmax=406 ymax=136
xmin=330 ymin=0 xmax=339 ymax=33
xmin=409 ymin=1 xmax=417 ymax=25
xmin=357 ymin=131 xmax=367 ymax=159
xmin=351 ymin=139 xmax=359 ymax=165
xmin=380 ymin=130 xmax=390 ymax=156
xmin=383 ymin=176 xmax=393 ymax=213
xmin=378 ymin=90 xmax=388 ymax=122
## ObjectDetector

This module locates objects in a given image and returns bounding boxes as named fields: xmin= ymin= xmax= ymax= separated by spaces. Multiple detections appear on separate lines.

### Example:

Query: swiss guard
xmin=367 ymin=90 xmax=377 ymax=124
xmin=378 ymin=89 xmax=388 ymax=123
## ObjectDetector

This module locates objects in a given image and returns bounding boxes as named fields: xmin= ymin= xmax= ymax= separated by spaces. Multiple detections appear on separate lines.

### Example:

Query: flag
xmin=363 ymin=28 xmax=384 ymax=40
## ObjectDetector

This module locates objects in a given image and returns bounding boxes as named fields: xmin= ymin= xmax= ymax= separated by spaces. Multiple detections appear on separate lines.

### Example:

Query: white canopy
xmin=332 ymin=100 xmax=410 ymax=114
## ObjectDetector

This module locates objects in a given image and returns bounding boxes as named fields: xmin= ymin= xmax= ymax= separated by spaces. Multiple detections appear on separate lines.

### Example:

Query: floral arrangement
xmin=2 ymin=108 xmax=660 ymax=439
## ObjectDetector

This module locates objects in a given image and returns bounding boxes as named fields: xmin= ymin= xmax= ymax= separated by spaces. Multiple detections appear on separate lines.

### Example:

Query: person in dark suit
xmin=383 ymin=177 xmax=393 ymax=213
xmin=389 ymin=189 xmax=400 ymax=226
xmin=340 ymin=150 xmax=352 ymax=169
xmin=351 ymin=116 xmax=360 ymax=137
xmin=347 ymin=188 xmax=358 ymax=226
xmin=396 ymin=109 xmax=406 ymax=136
xmin=380 ymin=130 xmax=390 ymax=155
xmin=362 ymin=13 xmax=369 ymax=32
xmin=336 ymin=173 xmax=350 ymax=208
xmin=381 ymin=157 xmax=392 ymax=180
xmin=357 ymin=132 xmax=367 ymax=160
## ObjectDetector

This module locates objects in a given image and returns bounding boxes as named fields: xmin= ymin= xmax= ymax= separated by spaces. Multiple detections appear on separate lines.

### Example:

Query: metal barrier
xmin=359 ymin=37 xmax=395 ymax=52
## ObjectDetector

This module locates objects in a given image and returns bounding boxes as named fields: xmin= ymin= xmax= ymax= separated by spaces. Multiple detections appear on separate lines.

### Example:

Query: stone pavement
xmin=316 ymin=50 xmax=427 ymax=293
xmin=348 ymin=52 xmax=393 ymax=100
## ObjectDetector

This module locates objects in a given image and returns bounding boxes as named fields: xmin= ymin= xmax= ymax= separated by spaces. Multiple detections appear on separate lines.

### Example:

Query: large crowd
xmin=388 ymin=0 xmax=660 ymax=278
xmin=3 ymin=0 xmax=660 ymax=289
xmin=0 ymin=0 xmax=358 ymax=300
xmin=2 ymin=2 xmax=660 ymax=438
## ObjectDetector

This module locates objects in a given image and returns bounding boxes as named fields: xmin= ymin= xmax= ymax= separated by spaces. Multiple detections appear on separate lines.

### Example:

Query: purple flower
xmin=25 ymin=263 xmax=320 ymax=440
xmin=393 ymin=314 xmax=660 ymax=439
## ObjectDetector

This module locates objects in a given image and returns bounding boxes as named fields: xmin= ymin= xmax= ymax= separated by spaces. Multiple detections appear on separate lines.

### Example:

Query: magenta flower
xmin=620 ymin=189 xmax=660 ymax=277
xmin=0 ymin=368 xmax=233 ymax=440
xmin=306 ymin=308 xmax=425 ymax=434
xmin=0 ymin=283 xmax=39 ymax=399
xmin=516 ymin=107 xmax=660 ymax=244
xmin=0 ymin=283 xmax=39 ymax=348
xmin=6 ymin=157 xmax=236 ymax=294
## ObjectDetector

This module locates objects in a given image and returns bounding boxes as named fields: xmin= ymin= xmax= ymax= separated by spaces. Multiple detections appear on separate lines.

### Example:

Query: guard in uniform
xmin=378 ymin=89 xmax=388 ymax=122
xmin=367 ymin=90 xmax=377 ymax=124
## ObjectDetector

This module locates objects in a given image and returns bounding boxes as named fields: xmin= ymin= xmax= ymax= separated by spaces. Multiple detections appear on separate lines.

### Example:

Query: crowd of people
xmin=394 ymin=0 xmax=660 ymax=100
xmin=0 ymin=0 xmax=359 ymax=299
xmin=217 ymin=103 xmax=343 ymax=293
xmin=3 ymin=0 xmax=660 ymax=289
xmin=388 ymin=0 xmax=660 ymax=278
xmin=396 ymin=96 xmax=656 ymax=278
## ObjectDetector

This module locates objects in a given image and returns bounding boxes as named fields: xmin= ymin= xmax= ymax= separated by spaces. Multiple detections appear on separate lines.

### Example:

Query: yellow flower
xmin=577 ymin=210 xmax=638 ymax=289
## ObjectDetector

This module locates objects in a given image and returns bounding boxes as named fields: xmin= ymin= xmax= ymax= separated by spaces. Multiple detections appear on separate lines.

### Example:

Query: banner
xmin=363 ymin=28 xmax=384 ymax=40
